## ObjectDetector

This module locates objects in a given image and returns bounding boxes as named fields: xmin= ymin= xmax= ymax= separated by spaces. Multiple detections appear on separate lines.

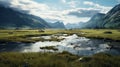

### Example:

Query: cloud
xmin=84 ymin=1 xmax=95 ymax=6
xmin=67 ymin=8 xmax=99 ymax=17
xmin=61 ymin=16 xmax=90 ymax=24
xmin=83 ymin=1 xmax=112 ymax=13
xmin=67 ymin=0 xmax=78 ymax=8
xmin=61 ymin=0 xmax=66 ymax=3
xmin=0 ymin=0 xmax=113 ymax=24
xmin=0 ymin=0 xmax=59 ymax=22
xmin=0 ymin=0 xmax=90 ymax=24
xmin=0 ymin=0 xmax=50 ymax=13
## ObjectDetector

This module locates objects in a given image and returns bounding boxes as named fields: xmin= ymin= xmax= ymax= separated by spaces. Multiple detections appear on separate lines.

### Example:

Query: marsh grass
xmin=40 ymin=46 xmax=58 ymax=51
xmin=0 ymin=52 xmax=120 ymax=67
xmin=0 ymin=29 xmax=120 ymax=67
xmin=0 ymin=29 xmax=120 ymax=42
xmin=78 ymin=29 xmax=120 ymax=41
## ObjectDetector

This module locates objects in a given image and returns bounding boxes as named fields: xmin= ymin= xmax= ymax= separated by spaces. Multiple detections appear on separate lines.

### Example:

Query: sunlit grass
xmin=79 ymin=29 xmax=120 ymax=41
xmin=0 ymin=29 xmax=120 ymax=43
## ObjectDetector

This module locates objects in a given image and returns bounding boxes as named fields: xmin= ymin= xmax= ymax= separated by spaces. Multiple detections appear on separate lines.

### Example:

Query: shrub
xmin=104 ymin=31 xmax=112 ymax=34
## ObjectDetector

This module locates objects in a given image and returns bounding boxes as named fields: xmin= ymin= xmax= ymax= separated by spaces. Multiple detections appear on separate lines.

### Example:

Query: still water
xmin=0 ymin=34 xmax=120 ymax=56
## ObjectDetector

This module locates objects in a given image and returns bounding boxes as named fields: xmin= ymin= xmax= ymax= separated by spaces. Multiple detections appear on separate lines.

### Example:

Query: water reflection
xmin=0 ymin=34 xmax=120 ymax=56
xmin=0 ymin=42 xmax=31 ymax=52
xmin=22 ymin=34 xmax=120 ymax=56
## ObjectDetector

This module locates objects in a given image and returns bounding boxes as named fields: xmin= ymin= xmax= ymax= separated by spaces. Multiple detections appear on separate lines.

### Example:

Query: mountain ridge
xmin=0 ymin=4 xmax=51 ymax=29
xmin=66 ymin=4 xmax=120 ymax=29
xmin=49 ymin=21 xmax=66 ymax=29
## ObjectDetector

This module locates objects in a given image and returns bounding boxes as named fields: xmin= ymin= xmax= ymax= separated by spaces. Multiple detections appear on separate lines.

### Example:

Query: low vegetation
xmin=0 ymin=29 xmax=120 ymax=43
xmin=77 ymin=29 xmax=120 ymax=41
xmin=0 ymin=29 xmax=120 ymax=67
xmin=0 ymin=29 xmax=64 ymax=43
xmin=40 ymin=46 xmax=58 ymax=51
xmin=104 ymin=31 xmax=113 ymax=34
xmin=0 ymin=52 xmax=120 ymax=67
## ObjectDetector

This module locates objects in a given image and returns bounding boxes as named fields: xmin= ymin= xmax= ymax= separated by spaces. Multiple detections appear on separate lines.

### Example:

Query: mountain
xmin=81 ymin=4 xmax=120 ymax=29
xmin=65 ymin=22 xmax=85 ymax=29
xmin=65 ymin=23 xmax=78 ymax=29
xmin=0 ymin=5 xmax=51 ymax=29
xmin=102 ymin=4 xmax=120 ymax=29
xmin=66 ymin=4 xmax=120 ymax=29
xmin=83 ymin=13 xmax=105 ymax=29
xmin=49 ymin=21 xmax=66 ymax=29
xmin=65 ymin=13 xmax=105 ymax=29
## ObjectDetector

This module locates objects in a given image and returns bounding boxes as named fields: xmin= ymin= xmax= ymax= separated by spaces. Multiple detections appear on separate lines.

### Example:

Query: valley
xmin=0 ymin=29 xmax=120 ymax=67
xmin=0 ymin=0 xmax=120 ymax=67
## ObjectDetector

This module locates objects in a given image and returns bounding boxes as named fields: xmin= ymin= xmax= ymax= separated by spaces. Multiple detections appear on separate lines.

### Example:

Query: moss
xmin=40 ymin=46 xmax=58 ymax=51
xmin=104 ymin=31 xmax=112 ymax=34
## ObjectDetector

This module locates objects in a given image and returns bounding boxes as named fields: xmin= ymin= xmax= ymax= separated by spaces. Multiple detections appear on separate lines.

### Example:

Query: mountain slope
xmin=49 ymin=21 xmax=65 ymax=29
xmin=67 ymin=4 xmax=120 ymax=29
xmin=65 ymin=22 xmax=85 ymax=29
xmin=65 ymin=13 xmax=105 ymax=29
xmin=0 ymin=5 xmax=51 ymax=29
xmin=83 ymin=13 xmax=105 ymax=29
xmin=103 ymin=4 xmax=120 ymax=29
xmin=80 ymin=4 xmax=120 ymax=29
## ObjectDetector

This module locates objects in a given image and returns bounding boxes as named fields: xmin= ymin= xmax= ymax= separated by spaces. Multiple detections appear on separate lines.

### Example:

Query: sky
xmin=0 ymin=0 xmax=119 ymax=24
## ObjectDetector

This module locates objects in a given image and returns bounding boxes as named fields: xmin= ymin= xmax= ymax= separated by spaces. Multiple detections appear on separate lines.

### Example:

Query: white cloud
xmin=62 ymin=16 xmax=90 ymax=24
xmin=0 ymin=0 xmax=50 ymax=13
xmin=0 ymin=0 xmax=113 ymax=24
xmin=84 ymin=1 xmax=95 ymax=6
xmin=61 ymin=0 xmax=66 ymax=3
xmin=83 ymin=1 xmax=112 ymax=13
xmin=66 ymin=8 xmax=99 ymax=17
xmin=67 ymin=1 xmax=77 ymax=8
xmin=11 ymin=0 xmax=49 ymax=12
xmin=0 ymin=0 xmax=90 ymax=24
xmin=30 ymin=8 xmax=90 ymax=24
